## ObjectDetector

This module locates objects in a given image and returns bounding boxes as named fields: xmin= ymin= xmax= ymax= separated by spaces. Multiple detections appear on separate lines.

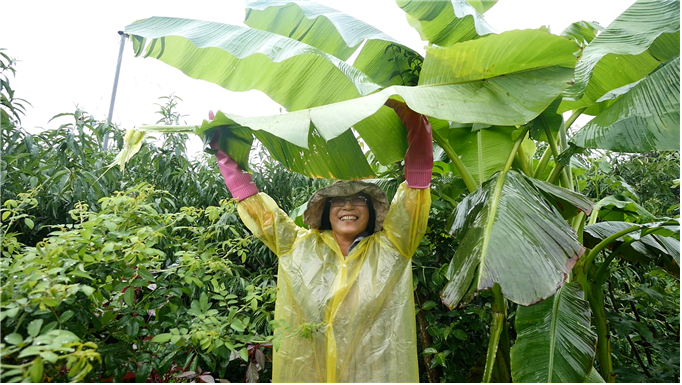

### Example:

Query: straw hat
xmin=303 ymin=180 xmax=389 ymax=233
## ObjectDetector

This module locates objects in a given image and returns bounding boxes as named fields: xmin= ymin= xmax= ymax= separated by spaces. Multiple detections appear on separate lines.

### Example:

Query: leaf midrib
xmin=479 ymin=170 xmax=507 ymax=290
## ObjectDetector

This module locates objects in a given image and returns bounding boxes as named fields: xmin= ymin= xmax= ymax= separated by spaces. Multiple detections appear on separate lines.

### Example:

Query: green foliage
xmin=578 ymin=150 xmax=680 ymax=218
xmin=606 ymin=264 xmax=680 ymax=382
xmin=3 ymin=0 xmax=681 ymax=380
xmin=412 ymin=191 xmax=492 ymax=383
xmin=1 ymin=183 xmax=279 ymax=382
xmin=1 ymin=106 xmax=230 ymax=246
xmin=0 ymin=49 xmax=30 ymax=128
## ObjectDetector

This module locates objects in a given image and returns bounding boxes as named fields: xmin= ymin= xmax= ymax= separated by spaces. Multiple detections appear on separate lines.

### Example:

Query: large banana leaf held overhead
xmin=561 ymin=0 xmax=680 ymax=153
xmin=121 ymin=5 xmax=580 ymax=180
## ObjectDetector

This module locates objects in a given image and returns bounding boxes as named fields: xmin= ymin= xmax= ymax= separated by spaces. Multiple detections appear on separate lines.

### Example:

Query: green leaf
xmin=421 ymin=300 xmax=437 ymax=310
xmin=245 ymin=0 xmax=385 ymax=58
xmin=510 ymin=283 xmax=596 ymax=383
xmin=199 ymin=292 xmax=209 ymax=311
xmin=584 ymin=220 xmax=680 ymax=270
xmin=570 ymin=57 xmax=680 ymax=152
xmin=137 ymin=267 xmax=155 ymax=282
xmin=451 ymin=329 xmax=468 ymax=341
xmin=27 ymin=319 xmax=43 ymax=337
xmin=100 ymin=311 xmax=117 ymax=328
xmin=591 ymin=195 xmax=656 ymax=223
xmin=422 ymin=347 xmax=438 ymax=355
xmin=30 ymin=357 xmax=44 ymax=382
xmin=529 ymin=97 xmax=563 ymax=143
xmin=584 ymin=366 xmax=605 ymax=383
xmin=527 ymin=177 xmax=594 ymax=219
xmin=125 ymin=17 xmax=381 ymax=112
xmin=419 ymin=29 xmax=578 ymax=86
xmin=24 ymin=218 xmax=34 ymax=229
xmin=4 ymin=333 xmax=24 ymax=345
xmin=396 ymin=0 xmax=496 ymax=46
xmin=39 ymin=351 xmax=59 ymax=364
xmin=231 ymin=318 xmax=245 ymax=332
xmin=239 ymin=347 xmax=249 ymax=362
xmin=136 ymin=362 xmax=153 ymax=383
xmin=117 ymin=28 xmax=578 ymax=180
xmin=561 ymin=21 xmax=604 ymax=46
xmin=441 ymin=171 xmax=584 ymax=307
xmin=562 ymin=0 xmax=680 ymax=105
xmin=122 ymin=288 xmax=135 ymax=307
xmin=69 ymin=270 xmax=93 ymax=280
xmin=445 ymin=125 xmax=518 ymax=185
xmin=249 ymin=1 xmax=429 ymax=89
xmin=151 ymin=333 xmax=173 ymax=343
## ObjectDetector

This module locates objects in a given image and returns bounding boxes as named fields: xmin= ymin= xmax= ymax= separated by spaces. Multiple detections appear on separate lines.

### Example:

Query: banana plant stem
xmin=558 ymin=125 xmax=574 ymax=191
xmin=503 ymin=127 xmax=530 ymax=173
xmin=533 ymin=146 xmax=553 ymax=178
xmin=432 ymin=130 xmax=478 ymax=193
xmin=547 ymin=161 xmax=564 ymax=185
xmin=565 ymin=108 xmax=587 ymax=130
xmin=483 ymin=283 xmax=508 ymax=383
xmin=514 ymin=141 xmax=532 ymax=177
xmin=545 ymin=108 xmax=585 ymax=186
xmin=543 ymin=125 xmax=572 ymax=188
xmin=588 ymin=284 xmax=615 ymax=382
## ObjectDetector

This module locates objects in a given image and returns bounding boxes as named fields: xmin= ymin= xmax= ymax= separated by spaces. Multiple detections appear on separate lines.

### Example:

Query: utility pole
xmin=104 ymin=31 xmax=128 ymax=151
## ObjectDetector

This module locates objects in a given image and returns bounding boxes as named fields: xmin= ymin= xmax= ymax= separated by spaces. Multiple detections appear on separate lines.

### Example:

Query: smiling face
xmin=328 ymin=194 xmax=370 ymax=241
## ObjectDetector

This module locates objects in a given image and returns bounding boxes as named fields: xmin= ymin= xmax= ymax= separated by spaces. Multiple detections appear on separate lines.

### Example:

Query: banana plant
xmin=113 ymin=0 xmax=680 ymax=382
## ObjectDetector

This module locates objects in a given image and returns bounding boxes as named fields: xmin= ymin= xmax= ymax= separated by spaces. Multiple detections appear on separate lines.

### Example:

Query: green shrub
xmin=1 ymin=184 xmax=277 ymax=382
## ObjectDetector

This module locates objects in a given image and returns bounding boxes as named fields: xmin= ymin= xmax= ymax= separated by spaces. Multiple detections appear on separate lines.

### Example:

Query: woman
xmin=212 ymin=100 xmax=432 ymax=382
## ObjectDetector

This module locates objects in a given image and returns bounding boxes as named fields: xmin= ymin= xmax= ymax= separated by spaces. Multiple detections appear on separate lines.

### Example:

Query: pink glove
xmin=385 ymin=100 xmax=433 ymax=188
xmin=209 ymin=110 xmax=259 ymax=201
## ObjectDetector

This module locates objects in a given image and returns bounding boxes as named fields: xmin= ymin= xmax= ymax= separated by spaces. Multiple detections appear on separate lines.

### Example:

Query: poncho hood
xmin=303 ymin=180 xmax=389 ymax=232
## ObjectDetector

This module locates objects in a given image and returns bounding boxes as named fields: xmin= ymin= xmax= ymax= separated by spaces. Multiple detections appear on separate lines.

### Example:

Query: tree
xmin=113 ymin=0 xmax=679 ymax=382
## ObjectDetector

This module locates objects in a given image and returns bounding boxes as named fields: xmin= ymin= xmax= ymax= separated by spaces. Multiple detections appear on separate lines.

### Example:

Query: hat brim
xmin=303 ymin=181 xmax=389 ymax=233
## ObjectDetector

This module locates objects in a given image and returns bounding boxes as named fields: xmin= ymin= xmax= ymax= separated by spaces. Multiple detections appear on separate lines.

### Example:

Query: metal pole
xmin=104 ymin=31 xmax=128 ymax=151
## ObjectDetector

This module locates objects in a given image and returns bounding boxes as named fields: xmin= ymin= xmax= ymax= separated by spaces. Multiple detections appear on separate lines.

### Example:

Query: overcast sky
xmin=3 ymin=0 xmax=634 ymax=155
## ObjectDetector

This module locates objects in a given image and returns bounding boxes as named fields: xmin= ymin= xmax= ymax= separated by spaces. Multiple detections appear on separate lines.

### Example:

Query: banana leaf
xmin=570 ymin=57 xmax=680 ymax=152
xmin=244 ymin=0 xmax=422 ymax=87
xmin=529 ymin=97 xmax=563 ymax=144
xmin=441 ymin=170 xmax=590 ymax=307
xmin=527 ymin=177 xmax=594 ymax=220
xmin=561 ymin=21 xmax=604 ymax=46
xmin=244 ymin=0 xmax=397 ymax=60
xmin=125 ymin=17 xmax=381 ymax=111
xmin=396 ymin=0 xmax=496 ymax=46
xmin=584 ymin=367 xmax=606 ymax=383
xmin=510 ymin=282 xmax=597 ymax=383
xmin=590 ymin=195 xmax=656 ymax=223
xmin=444 ymin=125 xmax=534 ymax=186
xmin=561 ymin=0 xmax=680 ymax=108
xmin=583 ymin=220 xmax=680 ymax=275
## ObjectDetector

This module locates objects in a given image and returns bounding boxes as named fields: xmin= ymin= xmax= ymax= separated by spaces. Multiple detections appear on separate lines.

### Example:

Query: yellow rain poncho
xmin=237 ymin=182 xmax=431 ymax=383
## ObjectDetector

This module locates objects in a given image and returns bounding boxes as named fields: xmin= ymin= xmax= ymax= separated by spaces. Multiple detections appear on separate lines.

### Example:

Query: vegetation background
xmin=2 ymin=53 xmax=679 ymax=382
xmin=1 ymin=0 xmax=679 ymax=383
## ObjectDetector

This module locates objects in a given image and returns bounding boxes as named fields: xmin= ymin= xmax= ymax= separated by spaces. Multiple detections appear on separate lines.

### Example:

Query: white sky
xmin=3 ymin=0 xmax=634 ymax=155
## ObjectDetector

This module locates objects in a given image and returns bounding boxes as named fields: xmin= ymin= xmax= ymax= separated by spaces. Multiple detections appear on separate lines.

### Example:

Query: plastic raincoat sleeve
xmin=236 ymin=193 xmax=300 ymax=257
xmin=383 ymin=182 xmax=431 ymax=258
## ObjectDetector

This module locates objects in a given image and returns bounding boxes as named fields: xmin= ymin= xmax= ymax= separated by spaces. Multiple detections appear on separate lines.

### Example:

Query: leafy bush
xmin=1 ymin=184 xmax=279 ymax=382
